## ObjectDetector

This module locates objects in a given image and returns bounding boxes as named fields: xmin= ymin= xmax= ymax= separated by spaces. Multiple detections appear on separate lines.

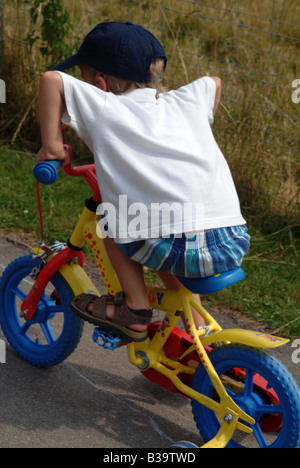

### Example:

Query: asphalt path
xmin=0 ymin=234 xmax=299 ymax=449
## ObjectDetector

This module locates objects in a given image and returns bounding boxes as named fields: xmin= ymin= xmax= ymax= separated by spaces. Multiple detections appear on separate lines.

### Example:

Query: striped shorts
xmin=118 ymin=225 xmax=250 ymax=278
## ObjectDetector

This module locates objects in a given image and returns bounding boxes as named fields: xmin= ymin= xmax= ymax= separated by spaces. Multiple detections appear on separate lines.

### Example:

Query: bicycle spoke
xmin=40 ymin=321 xmax=55 ymax=344
xmin=18 ymin=320 xmax=32 ymax=336
xmin=256 ymin=403 xmax=283 ymax=414
xmin=244 ymin=368 xmax=254 ymax=396
xmin=11 ymin=287 xmax=27 ymax=301
xmin=44 ymin=305 xmax=64 ymax=313
xmin=252 ymin=422 xmax=269 ymax=448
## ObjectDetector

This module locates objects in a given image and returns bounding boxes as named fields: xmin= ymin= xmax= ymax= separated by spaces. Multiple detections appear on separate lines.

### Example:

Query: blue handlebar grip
xmin=33 ymin=160 xmax=63 ymax=184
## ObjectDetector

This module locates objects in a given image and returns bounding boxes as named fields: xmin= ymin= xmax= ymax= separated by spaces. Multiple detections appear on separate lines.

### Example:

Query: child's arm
xmin=211 ymin=77 xmax=221 ymax=116
xmin=36 ymin=71 xmax=69 ymax=164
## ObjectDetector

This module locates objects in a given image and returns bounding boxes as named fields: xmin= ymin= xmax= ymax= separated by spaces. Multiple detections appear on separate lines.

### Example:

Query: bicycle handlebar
xmin=33 ymin=145 xmax=102 ymax=202
xmin=33 ymin=160 xmax=63 ymax=184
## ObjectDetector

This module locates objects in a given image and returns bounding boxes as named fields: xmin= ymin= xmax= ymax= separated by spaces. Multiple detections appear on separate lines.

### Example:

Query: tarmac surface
xmin=0 ymin=234 xmax=299 ymax=449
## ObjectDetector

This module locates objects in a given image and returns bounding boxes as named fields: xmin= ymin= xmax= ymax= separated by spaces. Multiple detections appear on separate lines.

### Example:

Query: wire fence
xmin=1 ymin=0 xmax=300 ymax=226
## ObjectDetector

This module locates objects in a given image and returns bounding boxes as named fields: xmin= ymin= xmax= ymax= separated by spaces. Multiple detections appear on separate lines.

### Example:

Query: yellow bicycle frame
xmin=39 ymin=204 xmax=289 ymax=448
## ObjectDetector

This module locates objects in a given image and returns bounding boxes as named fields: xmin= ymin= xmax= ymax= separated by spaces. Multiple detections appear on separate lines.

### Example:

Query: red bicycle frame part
xmin=23 ymin=144 xmax=101 ymax=321
xmin=62 ymin=145 xmax=101 ymax=204
xmin=21 ymin=247 xmax=84 ymax=321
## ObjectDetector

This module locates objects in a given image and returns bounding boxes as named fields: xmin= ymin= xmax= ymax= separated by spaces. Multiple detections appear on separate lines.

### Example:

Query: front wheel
xmin=191 ymin=345 xmax=300 ymax=448
xmin=0 ymin=254 xmax=84 ymax=367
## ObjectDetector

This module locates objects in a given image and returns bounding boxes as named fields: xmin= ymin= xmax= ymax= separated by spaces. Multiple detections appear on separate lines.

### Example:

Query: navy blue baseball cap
xmin=54 ymin=21 xmax=167 ymax=82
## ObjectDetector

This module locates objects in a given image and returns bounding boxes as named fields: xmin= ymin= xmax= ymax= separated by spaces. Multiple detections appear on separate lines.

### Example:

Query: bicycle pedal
xmin=92 ymin=327 xmax=128 ymax=350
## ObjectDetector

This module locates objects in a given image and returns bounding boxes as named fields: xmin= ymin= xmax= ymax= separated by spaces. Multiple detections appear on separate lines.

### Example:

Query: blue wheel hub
xmin=233 ymin=392 xmax=265 ymax=420
xmin=26 ymin=296 xmax=57 ymax=324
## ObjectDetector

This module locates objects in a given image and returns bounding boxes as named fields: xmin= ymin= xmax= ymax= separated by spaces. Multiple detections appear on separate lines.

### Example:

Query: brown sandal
xmin=70 ymin=291 xmax=152 ymax=342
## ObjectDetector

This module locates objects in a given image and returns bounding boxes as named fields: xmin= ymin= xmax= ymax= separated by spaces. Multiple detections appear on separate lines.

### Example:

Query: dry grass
xmin=1 ymin=0 xmax=299 ymax=227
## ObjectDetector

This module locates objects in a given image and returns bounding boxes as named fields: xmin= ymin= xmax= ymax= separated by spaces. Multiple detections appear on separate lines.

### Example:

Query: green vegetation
xmin=204 ymin=227 xmax=300 ymax=338
xmin=0 ymin=1 xmax=299 ymax=338
xmin=0 ymin=146 xmax=299 ymax=338
xmin=1 ymin=0 xmax=299 ymax=223
xmin=0 ymin=145 xmax=91 ymax=241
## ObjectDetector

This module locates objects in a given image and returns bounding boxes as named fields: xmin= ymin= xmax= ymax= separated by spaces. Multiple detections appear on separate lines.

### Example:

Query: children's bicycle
xmin=0 ymin=145 xmax=299 ymax=448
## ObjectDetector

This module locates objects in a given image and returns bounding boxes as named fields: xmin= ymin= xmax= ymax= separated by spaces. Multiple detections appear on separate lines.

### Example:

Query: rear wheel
xmin=191 ymin=345 xmax=300 ymax=448
xmin=0 ymin=254 xmax=84 ymax=367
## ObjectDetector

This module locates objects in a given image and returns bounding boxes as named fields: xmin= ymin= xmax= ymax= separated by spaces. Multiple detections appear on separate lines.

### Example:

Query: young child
xmin=37 ymin=21 xmax=250 ymax=341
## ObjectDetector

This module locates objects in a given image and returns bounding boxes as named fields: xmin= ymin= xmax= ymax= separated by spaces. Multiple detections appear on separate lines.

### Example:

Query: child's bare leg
xmin=87 ymin=236 xmax=149 ymax=332
xmin=103 ymin=237 xmax=149 ymax=310
xmin=155 ymin=271 xmax=205 ymax=329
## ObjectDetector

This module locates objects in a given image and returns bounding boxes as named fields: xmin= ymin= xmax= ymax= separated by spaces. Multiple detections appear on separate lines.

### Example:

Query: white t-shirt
xmin=56 ymin=71 xmax=246 ymax=243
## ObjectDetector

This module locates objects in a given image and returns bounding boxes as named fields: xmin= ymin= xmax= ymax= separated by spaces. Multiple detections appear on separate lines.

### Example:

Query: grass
xmin=203 ymin=227 xmax=300 ymax=338
xmin=0 ymin=1 xmax=299 ymax=338
xmin=1 ymin=0 xmax=299 ymax=225
xmin=0 ymin=145 xmax=299 ymax=339
xmin=0 ymin=145 xmax=91 ymax=242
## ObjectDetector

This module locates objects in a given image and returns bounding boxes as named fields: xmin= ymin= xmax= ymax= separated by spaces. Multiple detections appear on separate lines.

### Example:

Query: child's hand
xmin=36 ymin=145 xmax=70 ymax=166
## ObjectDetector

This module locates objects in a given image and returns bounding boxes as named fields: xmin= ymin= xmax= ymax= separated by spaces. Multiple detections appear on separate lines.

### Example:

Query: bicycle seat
xmin=177 ymin=267 xmax=245 ymax=294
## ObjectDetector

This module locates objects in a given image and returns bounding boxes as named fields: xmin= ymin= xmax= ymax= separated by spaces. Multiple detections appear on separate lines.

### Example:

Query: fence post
xmin=0 ymin=0 xmax=4 ymax=77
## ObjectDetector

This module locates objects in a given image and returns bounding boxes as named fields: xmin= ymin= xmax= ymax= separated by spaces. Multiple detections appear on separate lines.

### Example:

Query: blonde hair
xmin=81 ymin=58 xmax=166 ymax=97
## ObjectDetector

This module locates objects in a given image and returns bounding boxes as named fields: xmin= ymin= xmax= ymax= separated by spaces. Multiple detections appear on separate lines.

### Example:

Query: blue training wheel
xmin=0 ymin=254 xmax=84 ymax=367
